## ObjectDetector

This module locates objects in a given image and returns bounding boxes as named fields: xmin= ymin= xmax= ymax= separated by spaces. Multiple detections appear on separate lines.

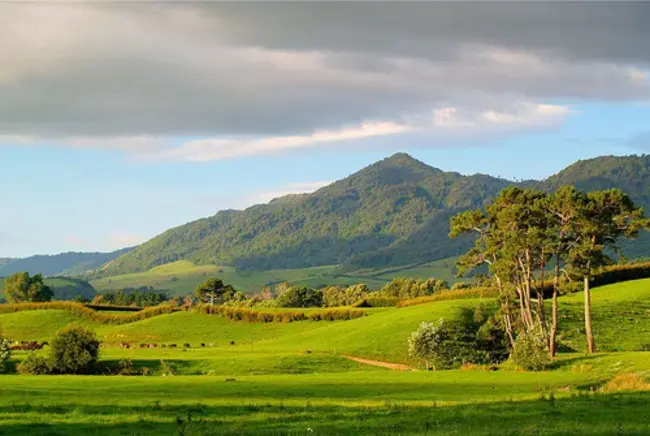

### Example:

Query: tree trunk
xmin=584 ymin=275 xmax=596 ymax=353
xmin=549 ymin=255 xmax=561 ymax=357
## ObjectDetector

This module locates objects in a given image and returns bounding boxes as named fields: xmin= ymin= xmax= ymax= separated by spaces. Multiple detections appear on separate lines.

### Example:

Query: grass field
xmin=2 ymin=278 xmax=650 ymax=434
xmin=90 ymin=259 xmax=460 ymax=296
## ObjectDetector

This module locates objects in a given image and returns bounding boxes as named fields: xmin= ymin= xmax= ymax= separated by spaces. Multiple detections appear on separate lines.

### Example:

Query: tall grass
xmin=195 ymin=304 xmax=367 ymax=323
xmin=397 ymin=287 xmax=499 ymax=307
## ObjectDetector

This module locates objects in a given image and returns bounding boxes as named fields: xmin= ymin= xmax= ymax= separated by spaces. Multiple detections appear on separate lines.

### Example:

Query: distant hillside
xmin=0 ymin=276 xmax=97 ymax=303
xmin=103 ymin=153 xmax=510 ymax=275
xmin=98 ymin=153 xmax=650 ymax=276
xmin=0 ymin=248 xmax=133 ymax=277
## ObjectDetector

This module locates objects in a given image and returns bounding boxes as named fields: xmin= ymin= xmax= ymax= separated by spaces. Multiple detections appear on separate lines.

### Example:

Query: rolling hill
xmin=101 ymin=153 xmax=650 ymax=277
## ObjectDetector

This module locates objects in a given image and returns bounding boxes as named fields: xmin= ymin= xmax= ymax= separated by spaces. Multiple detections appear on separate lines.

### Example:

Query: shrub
xmin=195 ymin=304 xmax=366 ymax=323
xmin=511 ymin=327 xmax=552 ymax=371
xmin=276 ymin=286 xmax=323 ymax=308
xmin=17 ymin=353 xmax=52 ymax=375
xmin=408 ymin=319 xmax=479 ymax=370
xmin=0 ymin=333 xmax=10 ymax=373
xmin=450 ymin=282 xmax=471 ymax=291
xmin=49 ymin=324 xmax=100 ymax=374
xmin=322 ymin=284 xmax=370 ymax=307
xmin=3 ymin=272 xmax=53 ymax=303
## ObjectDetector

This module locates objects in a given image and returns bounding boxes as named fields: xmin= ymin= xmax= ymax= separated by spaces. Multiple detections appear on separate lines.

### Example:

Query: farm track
xmin=342 ymin=355 xmax=414 ymax=371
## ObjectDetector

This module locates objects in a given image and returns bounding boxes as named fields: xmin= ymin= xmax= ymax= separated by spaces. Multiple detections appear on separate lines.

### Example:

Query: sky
xmin=1 ymin=2 xmax=649 ymax=258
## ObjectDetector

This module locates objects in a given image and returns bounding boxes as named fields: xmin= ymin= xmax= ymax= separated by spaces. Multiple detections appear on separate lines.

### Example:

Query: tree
xmin=49 ymin=324 xmax=100 ymax=374
xmin=568 ymin=189 xmax=648 ymax=353
xmin=194 ymin=278 xmax=237 ymax=305
xmin=276 ymin=286 xmax=323 ymax=308
xmin=4 ymin=272 xmax=53 ymax=303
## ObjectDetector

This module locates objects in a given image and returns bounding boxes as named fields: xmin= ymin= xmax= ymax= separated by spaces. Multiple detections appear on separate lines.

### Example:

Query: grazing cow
xmin=120 ymin=342 xmax=131 ymax=349
xmin=169 ymin=344 xmax=177 ymax=348
xmin=225 ymin=378 xmax=237 ymax=382
xmin=183 ymin=343 xmax=191 ymax=349
xmin=140 ymin=343 xmax=148 ymax=349
xmin=161 ymin=344 xmax=167 ymax=348
xmin=200 ymin=343 xmax=206 ymax=348
xmin=230 ymin=341 xmax=235 ymax=346
xmin=150 ymin=343 xmax=158 ymax=348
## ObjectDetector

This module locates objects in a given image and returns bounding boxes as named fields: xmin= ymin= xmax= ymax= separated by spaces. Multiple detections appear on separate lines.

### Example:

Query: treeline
xmin=92 ymin=287 xmax=168 ymax=307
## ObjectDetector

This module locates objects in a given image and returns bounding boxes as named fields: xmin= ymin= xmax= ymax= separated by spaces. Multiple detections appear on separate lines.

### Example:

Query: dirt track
xmin=342 ymin=355 xmax=414 ymax=371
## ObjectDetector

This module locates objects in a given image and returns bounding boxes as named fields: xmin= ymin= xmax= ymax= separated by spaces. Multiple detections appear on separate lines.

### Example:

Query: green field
xmin=90 ymin=258 xmax=460 ymax=296
xmin=2 ymin=278 xmax=650 ymax=434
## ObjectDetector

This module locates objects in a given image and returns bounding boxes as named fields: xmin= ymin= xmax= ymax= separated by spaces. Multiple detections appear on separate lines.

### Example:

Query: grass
xmin=2 ymin=278 xmax=650 ymax=434
xmin=90 ymin=258 xmax=462 ymax=296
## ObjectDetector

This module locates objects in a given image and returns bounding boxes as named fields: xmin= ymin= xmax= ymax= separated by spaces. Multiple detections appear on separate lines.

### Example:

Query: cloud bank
xmin=0 ymin=3 xmax=648 ymax=160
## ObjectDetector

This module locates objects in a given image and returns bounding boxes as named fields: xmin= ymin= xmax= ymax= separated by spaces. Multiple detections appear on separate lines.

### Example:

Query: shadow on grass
xmin=0 ymin=393 xmax=649 ymax=435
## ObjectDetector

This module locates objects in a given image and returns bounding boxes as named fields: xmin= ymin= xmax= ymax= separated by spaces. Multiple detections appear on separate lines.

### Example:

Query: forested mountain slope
xmin=0 ymin=248 xmax=132 ymax=277
xmin=103 ymin=153 xmax=650 ymax=275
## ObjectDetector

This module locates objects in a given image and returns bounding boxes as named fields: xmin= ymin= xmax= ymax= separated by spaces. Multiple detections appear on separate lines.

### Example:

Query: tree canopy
xmin=3 ymin=272 xmax=54 ymax=303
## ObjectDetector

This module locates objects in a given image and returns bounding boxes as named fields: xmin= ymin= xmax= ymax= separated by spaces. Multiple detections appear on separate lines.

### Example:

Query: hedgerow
xmin=195 ymin=304 xmax=366 ymax=323
xmin=397 ymin=287 xmax=499 ymax=307
xmin=351 ymin=296 xmax=402 ymax=307
xmin=0 ymin=302 xmax=178 ymax=325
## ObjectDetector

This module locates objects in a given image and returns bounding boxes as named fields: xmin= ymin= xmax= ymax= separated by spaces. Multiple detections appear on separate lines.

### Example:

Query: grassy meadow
xmin=90 ymin=258 xmax=460 ymax=296
xmin=2 ymin=278 xmax=650 ymax=434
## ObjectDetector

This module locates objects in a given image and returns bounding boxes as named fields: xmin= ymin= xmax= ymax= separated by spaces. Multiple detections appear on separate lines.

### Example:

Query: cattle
xmin=183 ymin=343 xmax=191 ymax=349
xmin=120 ymin=342 xmax=131 ymax=349
xmin=230 ymin=341 xmax=235 ymax=346
xmin=200 ymin=343 xmax=206 ymax=347
xmin=150 ymin=343 xmax=158 ymax=348
xmin=160 ymin=344 xmax=167 ymax=348
xmin=169 ymin=344 xmax=177 ymax=348
xmin=139 ymin=343 xmax=148 ymax=349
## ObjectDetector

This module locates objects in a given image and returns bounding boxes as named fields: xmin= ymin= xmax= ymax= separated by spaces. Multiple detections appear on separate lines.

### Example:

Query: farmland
xmin=1 ymin=279 xmax=650 ymax=434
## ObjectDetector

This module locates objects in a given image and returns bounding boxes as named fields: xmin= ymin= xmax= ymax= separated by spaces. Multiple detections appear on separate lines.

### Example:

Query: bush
xmin=322 ymin=284 xmax=370 ymax=307
xmin=450 ymin=282 xmax=471 ymax=291
xmin=49 ymin=324 xmax=100 ymax=374
xmin=408 ymin=319 xmax=479 ymax=370
xmin=0 ymin=333 xmax=10 ymax=373
xmin=3 ymin=272 xmax=54 ymax=303
xmin=195 ymin=305 xmax=366 ymax=323
xmin=276 ymin=286 xmax=323 ymax=308
xmin=511 ymin=327 xmax=552 ymax=371
xmin=17 ymin=353 xmax=52 ymax=375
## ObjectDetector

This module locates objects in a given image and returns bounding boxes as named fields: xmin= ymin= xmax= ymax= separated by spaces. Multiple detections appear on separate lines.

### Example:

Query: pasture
xmin=90 ymin=258 xmax=460 ymax=296
xmin=2 ymin=278 xmax=650 ymax=434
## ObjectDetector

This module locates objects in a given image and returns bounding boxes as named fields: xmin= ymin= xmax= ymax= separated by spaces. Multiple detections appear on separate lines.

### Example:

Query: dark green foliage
xmin=49 ymin=324 xmax=100 ymax=374
xmin=0 ymin=276 xmax=96 ymax=302
xmin=98 ymin=288 xmax=168 ymax=307
xmin=17 ymin=353 xmax=51 ymax=375
xmin=3 ymin=272 xmax=54 ymax=303
xmin=276 ymin=287 xmax=323 ymax=308
xmin=194 ymin=278 xmax=238 ymax=305
xmin=379 ymin=278 xmax=448 ymax=298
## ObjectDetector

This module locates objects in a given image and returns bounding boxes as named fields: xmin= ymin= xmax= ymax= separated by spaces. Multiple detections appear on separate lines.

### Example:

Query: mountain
xmin=0 ymin=248 xmax=133 ymax=277
xmin=95 ymin=153 xmax=650 ymax=277
xmin=103 ymin=153 xmax=510 ymax=275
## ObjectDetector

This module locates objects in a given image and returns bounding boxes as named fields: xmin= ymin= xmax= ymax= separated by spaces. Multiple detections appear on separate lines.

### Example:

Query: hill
xmin=0 ymin=276 xmax=97 ymax=302
xmin=103 ymin=153 xmax=510 ymax=275
xmin=0 ymin=248 xmax=132 ymax=277
xmin=74 ymin=154 xmax=650 ymax=276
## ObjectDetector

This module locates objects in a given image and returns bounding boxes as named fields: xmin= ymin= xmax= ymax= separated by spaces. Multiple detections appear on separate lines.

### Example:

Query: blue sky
xmin=1 ymin=3 xmax=649 ymax=258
